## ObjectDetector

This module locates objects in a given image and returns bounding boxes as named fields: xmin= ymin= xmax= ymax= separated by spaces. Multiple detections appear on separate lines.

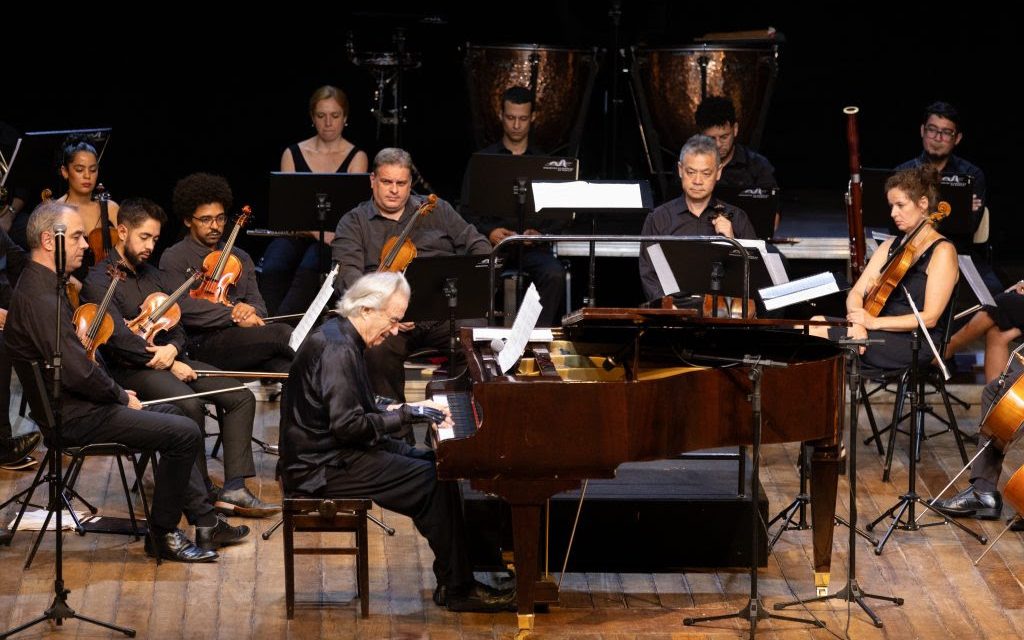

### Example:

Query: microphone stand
xmin=2 ymin=229 xmax=135 ymax=638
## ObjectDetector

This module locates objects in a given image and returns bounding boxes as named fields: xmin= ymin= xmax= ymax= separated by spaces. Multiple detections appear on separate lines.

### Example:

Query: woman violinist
xmin=814 ymin=165 xmax=958 ymax=369
xmin=56 ymin=139 xmax=119 ymax=281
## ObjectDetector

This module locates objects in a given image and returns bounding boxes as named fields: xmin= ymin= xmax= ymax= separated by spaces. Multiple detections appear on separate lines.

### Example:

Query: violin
xmin=72 ymin=261 xmax=127 ymax=361
xmin=87 ymin=183 xmax=119 ymax=263
xmin=126 ymin=269 xmax=204 ymax=344
xmin=862 ymin=202 xmax=950 ymax=316
xmin=377 ymin=194 xmax=438 ymax=272
xmin=190 ymin=206 xmax=253 ymax=306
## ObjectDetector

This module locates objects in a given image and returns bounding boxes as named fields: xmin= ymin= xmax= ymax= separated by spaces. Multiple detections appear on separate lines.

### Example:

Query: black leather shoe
xmin=433 ymin=584 xmax=449 ymax=607
xmin=1011 ymin=517 xmax=1024 ymax=532
xmin=931 ymin=486 xmax=1002 ymax=519
xmin=445 ymin=581 xmax=517 ymax=613
xmin=195 ymin=513 xmax=250 ymax=550
xmin=145 ymin=529 xmax=218 ymax=562
xmin=0 ymin=432 xmax=42 ymax=467
xmin=214 ymin=486 xmax=281 ymax=518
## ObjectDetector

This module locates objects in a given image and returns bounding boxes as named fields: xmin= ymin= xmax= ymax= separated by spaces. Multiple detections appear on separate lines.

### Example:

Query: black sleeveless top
xmin=862 ymin=237 xmax=955 ymax=370
xmin=287 ymin=144 xmax=361 ymax=173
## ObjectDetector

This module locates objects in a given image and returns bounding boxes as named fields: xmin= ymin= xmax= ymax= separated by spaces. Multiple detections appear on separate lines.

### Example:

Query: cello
xmin=72 ymin=260 xmax=128 ymax=361
xmin=190 ymin=206 xmax=253 ymax=306
xmin=377 ymin=194 xmax=438 ymax=272
xmin=862 ymin=202 xmax=950 ymax=316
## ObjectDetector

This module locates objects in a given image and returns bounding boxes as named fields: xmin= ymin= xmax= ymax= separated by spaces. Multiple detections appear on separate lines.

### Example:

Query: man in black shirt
xmin=5 ymin=202 xmax=248 ymax=561
xmin=465 ymin=86 xmax=565 ymax=327
xmin=280 ymin=271 xmax=514 ymax=612
xmin=331 ymin=148 xmax=491 ymax=401
xmin=0 ymin=225 xmax=40 ymax=467
xmin=159 ymin=173 xmax=293 ymax=374
xmin=82 ymin=198 xmax=279 ymax=518
xmin=695 ymin=96 xmax=777 ymax=189
xmin=639 ymin=134 xmax=756 ymax=304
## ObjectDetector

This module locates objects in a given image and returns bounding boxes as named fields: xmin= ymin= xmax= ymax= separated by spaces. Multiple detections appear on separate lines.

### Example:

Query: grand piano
xmin=434 ymin=308 xmax=845 ymax=632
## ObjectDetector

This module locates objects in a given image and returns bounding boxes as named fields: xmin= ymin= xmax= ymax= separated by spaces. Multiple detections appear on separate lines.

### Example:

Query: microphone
xmin=490 ymin=337 xmax=507 ymax=353
xmin=53 ymin=223 xmax=67 ymax=277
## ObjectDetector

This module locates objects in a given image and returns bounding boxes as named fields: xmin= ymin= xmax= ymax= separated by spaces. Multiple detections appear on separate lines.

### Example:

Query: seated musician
xmin=5 ymin=201 xmax=249 ymax=561
xmin=280 ymin=271 xmax=515 ymax=612
xmin=54 ymin=138 xmax=120 ymax=282
xmin=331 ymin=147 xmax=491 ymax=402
xmin=159 ymin=173 xmax=293 ymax=374
xmin=463 ymin=86 xmax=565 ymax=327
xmin=932 ymin=284 xmax=1024 ymax=527
xmin=638 ymin=134 xmax=757 ymax=306
xmin=809 ymin=166 xmax=958 ymax=371
xmin=260 ymin=85 xmax=369 ymax=316
xmin=695 ymin=96 xmax=777 ymax=188
xmin=81 ymin=198 xmax=279 ymax=518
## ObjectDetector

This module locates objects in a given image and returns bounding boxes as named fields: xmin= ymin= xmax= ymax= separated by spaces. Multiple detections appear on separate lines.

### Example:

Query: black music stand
xmin=650 ymin=238 xmax=772 ymax=315
xmin=3 ymin=128 xmax=112 ymax=205
xmin=532 ymin=180 xmax=652 ymax=307
xmin=862 ymin=167 xmax=974 ymax=240
xmin=403 ymin=255 xmax=493 ymax=366
xmin=714 ymin=185 xmax=780 ymax=241
xmin=267 ymin=172 xmax=370 ymax=273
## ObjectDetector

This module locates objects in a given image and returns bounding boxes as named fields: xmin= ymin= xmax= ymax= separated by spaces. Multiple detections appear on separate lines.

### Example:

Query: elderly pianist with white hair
xmin=278 ymin=271 xmax=515 ymax=612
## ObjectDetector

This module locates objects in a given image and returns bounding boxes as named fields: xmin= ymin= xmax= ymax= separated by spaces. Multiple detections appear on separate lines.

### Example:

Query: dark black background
xmin=5 ymin=4 xmax=1017 ymax=262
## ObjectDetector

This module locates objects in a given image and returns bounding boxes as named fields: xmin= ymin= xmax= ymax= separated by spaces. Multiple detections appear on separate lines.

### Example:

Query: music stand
xmin=267 ymin=172 xmax=370 ymax=273
xmin=3 ymin=128 xmax=112 ymax=205
xmin=862 ymin=167 xmax=974 ymax=240
xmin=403 ymin=255 xmax=494 ymax=365
xmin=531 ymin=180 xmax=652 ymax=307
xmin=463 ymin=154 xmax=579 ymax=223
xmin=714 ymin=185 xmax=780 ymax=241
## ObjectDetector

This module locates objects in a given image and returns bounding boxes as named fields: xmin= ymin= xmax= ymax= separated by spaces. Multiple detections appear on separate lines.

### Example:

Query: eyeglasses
xmin=924 ymin=124 xmax=957 ymax=140
xmin=191 ymin=214 xmax=227 ymax=226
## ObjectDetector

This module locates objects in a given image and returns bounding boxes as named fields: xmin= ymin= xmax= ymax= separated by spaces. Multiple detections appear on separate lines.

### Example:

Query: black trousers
xmin=0 ymin=331 xmax=13 ymax=439
xmin=318 ymin=439 xmax=474 ymax=590
xmin=972 ymin=377 xmax=1014 ymax=493
xmin=111 ymin=359 xmax=256 ymax=483
xmin=63 ymin=403 xmax=200 ymax=532
xmin=187 ymin=323 xmax=294 ymax=373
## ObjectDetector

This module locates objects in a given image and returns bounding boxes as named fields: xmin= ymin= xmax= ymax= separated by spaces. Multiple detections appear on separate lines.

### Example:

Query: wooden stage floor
xmin=3 ymin=381 xmax=1024 ymax=639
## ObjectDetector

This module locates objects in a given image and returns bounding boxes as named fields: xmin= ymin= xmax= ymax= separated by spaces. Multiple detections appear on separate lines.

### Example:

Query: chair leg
xmin=114 ymin=455 xmax=142 ymax=541
xmin=0 ymin=449 xmax=52 ymax=545
xmin=357 ymin=510 xmax=369 ymax=618
xmin=860 ymin=378 xmax=885 ymax=455
xmin=882 ymin=376 xmax=908 ymax=482
xmin=937 ymin=379 xmax=969 ymax=465
xmin=283 ymin=514 xmax=295 ymax=619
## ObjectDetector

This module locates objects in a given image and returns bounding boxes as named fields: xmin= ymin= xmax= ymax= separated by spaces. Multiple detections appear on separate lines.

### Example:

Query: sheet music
xmin=645 ymin=243 xmax=680 ymax=296
xmin=289 ymin=264 xmax=339 ymax=351
xmin=497 ymin=283 xmax=543 ymax=374
xmin=759 ymin=272 xmax=840 ymax=311
xmin=472 ymin=327 xmax=555 ymax=343
xmin=958 ymin=255 xmax=996 ymax=308
xmin=903 ymin=286 xmax=950 ymax=380
xmin=532 ymin=181 xmax=643 ymax=210
xmin=719 ymin=238 xmax=788 ymax=286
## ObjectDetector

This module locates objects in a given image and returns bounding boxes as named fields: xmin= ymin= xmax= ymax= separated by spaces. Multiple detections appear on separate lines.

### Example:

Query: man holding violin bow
xmin=331 ymin=147 xmax=491 ymax=402
xmin=80 ymin=198 xmax=279 ymax=519
xmin=159 ymin=173 xmax=294 ymax=375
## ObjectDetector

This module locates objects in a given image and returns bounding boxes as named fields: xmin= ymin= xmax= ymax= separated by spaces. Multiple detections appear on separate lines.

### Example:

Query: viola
xmin=126 ymin=269 xmax=204 ymax=345
xmin=377 ymin=194 xmax=438 ymax=272
xmin=190 ymin=206 xmax=253 ymax=306
xmin=87 ymin=183 xmax=119 ymax=263
xmin=862 ymin=202 xmax=950 ymax=316
xmin=72 ymin=261 xmax=127 ymax=361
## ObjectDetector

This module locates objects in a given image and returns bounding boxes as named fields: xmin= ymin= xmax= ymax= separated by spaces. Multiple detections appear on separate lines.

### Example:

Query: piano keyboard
xmin=430 ymin=392 xmax=479 ymax=441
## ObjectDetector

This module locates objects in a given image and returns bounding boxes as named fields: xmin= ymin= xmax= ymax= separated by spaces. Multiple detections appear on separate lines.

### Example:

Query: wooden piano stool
xmin=281 ymin=497 xmax=371 ymax=619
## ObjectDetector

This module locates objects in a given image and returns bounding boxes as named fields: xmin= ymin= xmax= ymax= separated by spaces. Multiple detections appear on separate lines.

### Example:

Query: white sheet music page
xmin=958 ymin=255 xmax=996 ymax=308
xmin=289 ymin=264 xmax=339 ymax=351
xmin=532 ymin=181 xmax=643 ymax=210
xmin=497 ymin=283 xmax=543 ymax=374
xmin=645 ymin=243 xmax=680 ymax=296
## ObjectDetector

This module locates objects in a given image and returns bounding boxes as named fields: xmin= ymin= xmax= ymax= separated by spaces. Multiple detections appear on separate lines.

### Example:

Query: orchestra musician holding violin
xmin=810 ymin=166 xmax=958 ymax=370
xmin=331 ymin=147 xmax=491 ymax=402
xmin=81 ymin=198 xmax=279 ymax=518
xmin=159 ymin=173 xmax=293 ymax=375
xmin=54 ymin=139 xmax=119 ymax=282
xmin=4 ymin=201 xmax=251 ymax=562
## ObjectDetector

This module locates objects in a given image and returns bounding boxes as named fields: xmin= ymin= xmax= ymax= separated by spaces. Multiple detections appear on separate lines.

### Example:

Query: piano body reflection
xmin=434 ymin=309 xmax=845 ymax=631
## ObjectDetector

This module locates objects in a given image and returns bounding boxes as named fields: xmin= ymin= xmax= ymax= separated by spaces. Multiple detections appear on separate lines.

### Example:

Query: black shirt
xmin=81 ymin=248 xmax=190 ymax=369
xmin=718 ymin=144 xmax=778 ymax=189
xmin=639 ymin=196 xmax=756 ymax=301
xmin=896 ymin=152 xmax=987 ymax=215
xmin=331 ymin=195 xmax=491 ymax=293
xmin=279 ymin=317 xmax=404 ymax=494
xmin=5 ymin=261 xmax=129 ymax=423
xmin=159 ymin=236 xmax=267 ymax=331
xmin=0 ymin=226 xmax=28 ymax=308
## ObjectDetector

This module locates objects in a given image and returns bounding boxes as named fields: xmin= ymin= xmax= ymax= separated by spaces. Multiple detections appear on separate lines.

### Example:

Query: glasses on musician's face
xmin=191 ymin=214 xmax=227 ymax=227
xmin=923 ymin=124 xmax=957 ymax=140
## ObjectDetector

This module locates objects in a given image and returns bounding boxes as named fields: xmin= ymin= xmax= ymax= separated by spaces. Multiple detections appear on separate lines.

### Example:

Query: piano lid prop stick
xmin=139 ymin=385 xmax=249 ymax=407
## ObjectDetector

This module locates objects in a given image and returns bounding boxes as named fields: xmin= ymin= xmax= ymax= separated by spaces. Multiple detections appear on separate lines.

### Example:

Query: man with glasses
xmin=332 ymin=148 xmax=491 ymax=402
xmin=160 ymin=173 xmax=294 ymax=375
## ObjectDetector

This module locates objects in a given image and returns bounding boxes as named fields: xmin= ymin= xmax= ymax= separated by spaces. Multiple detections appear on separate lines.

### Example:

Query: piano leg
xmin=810 ymin=441 xmax=840 ymax=595
xmin=510 ymin=503 xmax=541 ymax=632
